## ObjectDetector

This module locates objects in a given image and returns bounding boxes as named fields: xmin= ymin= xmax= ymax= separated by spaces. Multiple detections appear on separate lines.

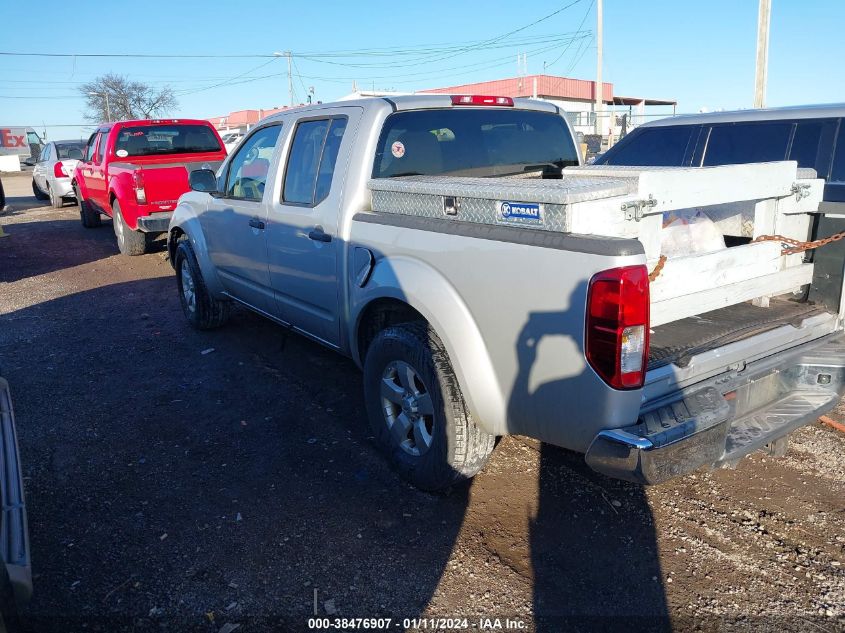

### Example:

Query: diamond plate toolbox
xmin=368 ymin=174 xmax=638 ymax=232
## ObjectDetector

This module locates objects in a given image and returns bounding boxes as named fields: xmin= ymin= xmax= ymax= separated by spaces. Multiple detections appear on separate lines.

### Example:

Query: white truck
xmin=167 ymin=95 xmax=845 ymax=491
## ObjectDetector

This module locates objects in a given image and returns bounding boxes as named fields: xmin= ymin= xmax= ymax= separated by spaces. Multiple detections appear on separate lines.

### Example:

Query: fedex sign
xmin=0 ymin=127 xmax=36 ymax=156
xmin=1 ymin=130 xmax=25 ymax=148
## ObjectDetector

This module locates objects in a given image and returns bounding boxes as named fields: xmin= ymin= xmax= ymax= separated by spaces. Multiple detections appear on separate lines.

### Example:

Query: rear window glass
xmin=55 ymin=143 xmax=86 ymax=160
xmin=114 ymin=124 xmax=221 ymax=157
xmin=373 ymin=109 xmax=579 ymax=178
xmin=597 ymin=126 xmax=693 ymax=166
xmin=702 ymin=122 xmax=792 ymax=166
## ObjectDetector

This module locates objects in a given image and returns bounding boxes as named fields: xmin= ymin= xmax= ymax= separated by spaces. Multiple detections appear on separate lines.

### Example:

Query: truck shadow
xmin=0 ymin=218 xmax=117 ymax=283
xmin=2 ymin=275 xmax=670 ymax=630
xmin=0 ymin=278 xmax=470 ymax=631
xmin=508 ymin=305 xmax=670 ymax=631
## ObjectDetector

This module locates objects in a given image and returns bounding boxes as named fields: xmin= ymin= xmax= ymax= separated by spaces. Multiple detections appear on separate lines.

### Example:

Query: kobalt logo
xmin=500 ymin=201 xmax=541 ymax=221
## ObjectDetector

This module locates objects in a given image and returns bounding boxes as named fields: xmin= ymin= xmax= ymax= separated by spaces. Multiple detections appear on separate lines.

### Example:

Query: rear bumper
xmin=136 ymin=212 xmax=172 ymax=233
xmin=0 ymin=377 xmax=31 ymax=605
xmin=585 ymin=334 xmax=845 ymax=484
xmin=50 ymin=177 xmax=74 ymax=199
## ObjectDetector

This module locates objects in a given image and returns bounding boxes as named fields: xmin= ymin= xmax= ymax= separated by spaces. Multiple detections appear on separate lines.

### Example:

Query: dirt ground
xmin=1 ymin=171 xmax=843 ymax=632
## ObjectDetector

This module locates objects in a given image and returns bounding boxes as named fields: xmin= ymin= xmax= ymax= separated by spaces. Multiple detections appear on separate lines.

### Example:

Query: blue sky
xmin=1 ymin=0 xmax=842 ymax=140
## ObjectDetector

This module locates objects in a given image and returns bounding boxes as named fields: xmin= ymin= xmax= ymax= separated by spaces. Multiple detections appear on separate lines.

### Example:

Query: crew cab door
xmin=79 ymin=130 xmax=110 ymax=212
xmin=266 ymin=108 xmax=360 ymax=346
xmin=201 ymin=123 xmax=283 ymax=314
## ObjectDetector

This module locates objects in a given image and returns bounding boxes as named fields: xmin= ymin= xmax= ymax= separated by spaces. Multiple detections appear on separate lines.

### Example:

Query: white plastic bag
xmin=660 ymin=210 xmax=726 ymax=258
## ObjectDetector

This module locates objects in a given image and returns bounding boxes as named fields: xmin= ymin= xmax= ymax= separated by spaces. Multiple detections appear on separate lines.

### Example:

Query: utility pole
xmin=754 ymin=0 xmax=771 ymax=108
xmin=274 ymin=52 xmax=294 ymax=106
xmin=89 ymin=91 xmax=111 ymax=122
xmin=286 ymin=51 xmax=294 ymax=107
xmin=595 ymin=0 xmax=603 ymax=135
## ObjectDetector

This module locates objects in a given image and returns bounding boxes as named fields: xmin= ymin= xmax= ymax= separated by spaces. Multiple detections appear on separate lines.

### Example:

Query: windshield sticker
xmin=391 ymin=141 xmax=405 ymax=159
xmin=115 ymin=149 xmax=129 ymax=158
xmin=497 ymin=201 xmax=543 ymax=226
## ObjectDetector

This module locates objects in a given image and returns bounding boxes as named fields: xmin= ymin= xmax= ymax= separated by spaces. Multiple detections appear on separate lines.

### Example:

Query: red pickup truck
xmin=73 ymin=119 xmax=226 ymax=255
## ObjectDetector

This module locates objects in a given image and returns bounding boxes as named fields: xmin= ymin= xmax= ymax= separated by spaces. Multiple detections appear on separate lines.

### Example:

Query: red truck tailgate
xmin=113 ymin=158 xmax=224 ymax=209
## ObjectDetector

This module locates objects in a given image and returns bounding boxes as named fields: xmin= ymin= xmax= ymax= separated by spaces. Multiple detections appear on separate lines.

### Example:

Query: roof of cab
xmin=259 ymin=94 xmax=560 ymax=125
xmin=102 ymin=118 xmax=216 ymax=129
xmin=643 ymin=103 xmax=845 ymax=128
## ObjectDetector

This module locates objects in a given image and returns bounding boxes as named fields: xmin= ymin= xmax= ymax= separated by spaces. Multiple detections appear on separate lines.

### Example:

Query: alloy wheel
xmin=380 ymin=360 xmax=435 ymax=456
xmin=180 ymin=259 xmax=197 ymax=314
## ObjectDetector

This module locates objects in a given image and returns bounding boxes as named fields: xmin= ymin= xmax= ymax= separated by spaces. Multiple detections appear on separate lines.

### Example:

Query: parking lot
xmin=0 ymin=170 xmax=843 ymax=631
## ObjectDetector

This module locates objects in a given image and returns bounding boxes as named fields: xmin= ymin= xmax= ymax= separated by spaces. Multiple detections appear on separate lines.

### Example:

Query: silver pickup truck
xmin=168 ymin=95 xmax=845 ymax=491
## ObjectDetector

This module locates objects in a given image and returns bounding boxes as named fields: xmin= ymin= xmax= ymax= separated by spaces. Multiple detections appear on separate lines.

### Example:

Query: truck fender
xmin=351 ymin=255 xmax=508 ymax=437
xmin=71 ymin=168 xmax=91 ymax=200
xmin=168 ymin=199 xmax=226 ymax=297
xmin=108 ymin=173 xmax=136 ymax=226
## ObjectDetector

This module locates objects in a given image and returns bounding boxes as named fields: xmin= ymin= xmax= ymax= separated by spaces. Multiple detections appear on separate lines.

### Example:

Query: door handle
xmin=249 ymin=217 xmax=265 ymax=230
xmin=308 ymin=227 xmax=332 ymax=243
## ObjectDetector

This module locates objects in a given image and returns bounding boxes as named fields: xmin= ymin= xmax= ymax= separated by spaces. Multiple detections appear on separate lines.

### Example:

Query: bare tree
xmin=80 ymin=74 xmax=178 ymax=123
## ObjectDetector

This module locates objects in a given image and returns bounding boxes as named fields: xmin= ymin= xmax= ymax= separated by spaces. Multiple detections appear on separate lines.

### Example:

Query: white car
xmin=220 ymin=131 xmax=244 ymax=154
xmin=31 ymin=140 xmax=86 ymax=208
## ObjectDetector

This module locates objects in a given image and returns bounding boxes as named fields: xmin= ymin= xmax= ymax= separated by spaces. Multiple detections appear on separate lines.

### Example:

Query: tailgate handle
xmin=308 ymin=227 xmax=332 ymax=243
xmin=248 ymin=217 xmax=265 ymax=230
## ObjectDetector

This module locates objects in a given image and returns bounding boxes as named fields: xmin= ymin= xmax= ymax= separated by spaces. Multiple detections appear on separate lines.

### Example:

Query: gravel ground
xmin=0 ymin=172 xmax=843 ymax=632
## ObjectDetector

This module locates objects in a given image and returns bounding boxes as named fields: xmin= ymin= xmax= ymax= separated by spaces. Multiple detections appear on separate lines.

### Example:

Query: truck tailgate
xmin=113 ymin=159 xmax=223 ymax=206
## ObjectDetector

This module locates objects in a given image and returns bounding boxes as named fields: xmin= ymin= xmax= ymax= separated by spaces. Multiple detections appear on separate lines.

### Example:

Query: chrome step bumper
xmin=0 ymin=377 xmax=31 ymax=604
xmin=585 ymin=334 xmax=845 ymax=485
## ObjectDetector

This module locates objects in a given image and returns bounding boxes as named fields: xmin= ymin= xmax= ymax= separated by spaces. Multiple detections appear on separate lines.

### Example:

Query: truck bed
xmin=368 ymin=162 xmax=824 ymax=328
xmin=648 ymin=297 xmax=829 ymax=369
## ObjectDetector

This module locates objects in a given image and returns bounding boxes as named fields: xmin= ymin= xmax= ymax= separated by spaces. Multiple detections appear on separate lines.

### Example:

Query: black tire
xmin=31 ymin=179 xmax=48 ymax=201
xmin=47 ymin=185 xmax=63 ymax=209
xmin=112 ymin=199 xmax=148 ymax=256
xmin=363 ymin=322 xmax=496 ymax=491
xmin=76 ymin=184 xmax=101 ymax=228
xmin=174 ymin=239 xmax=231 ymax=330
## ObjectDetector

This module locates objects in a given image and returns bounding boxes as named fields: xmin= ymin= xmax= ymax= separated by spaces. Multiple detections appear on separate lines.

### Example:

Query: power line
xmin=564 ymin=34 xmax=594 ymax=75
xmin=0 ymin=51 xmax=273 ymax=59
xmin=297 ymin=3 xmax=585 ymax=70
xmin=174 ymin=57 xmax=280 ymax=96
xmin=0 ymin=25 xmax=585 ymax=62
xmin=0 ymin=94 xmax=82 ymax=99
xmin=0 ymin=36 xmax=588 ymax=102
xmin=545 ymin=0 xmax=594 ymax=69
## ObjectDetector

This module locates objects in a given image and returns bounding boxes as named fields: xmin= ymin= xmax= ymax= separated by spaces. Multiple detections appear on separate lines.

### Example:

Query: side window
xmin=314 ymin=118 xmax=348 ymax=204
xmin=224 ymin=124 xmax=283 ymax=200
xmin=283 ymin=119 xmax=331 ymax=205
xmin=283 ymin=117 xmax=348 ymax=206
xmin=600 ymin=126 xmax=693 ymax=166
xmin=703 ymin=122 xmax=792 ymax=166
xmin=39 ymin=144 xmax=51 ymax=163
xmin=95 ymin=132 xmax=107 ymax=163
xmin=85 ymin=134 xmax=99 ymax=162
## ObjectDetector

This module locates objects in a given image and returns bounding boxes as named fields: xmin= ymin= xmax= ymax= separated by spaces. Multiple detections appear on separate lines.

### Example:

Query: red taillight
xmin=133 ymin=170 xmax=147 ymax=204
xmin=53 ymin=161 xmax=68 ymax=178
xmin=586 ymin=265 xmax=650 ymax=390
xmin=450 ymin=95 xmax=514 ymax=107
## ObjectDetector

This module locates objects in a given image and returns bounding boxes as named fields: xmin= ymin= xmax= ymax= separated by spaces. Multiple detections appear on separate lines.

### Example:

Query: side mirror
xmin=189 ymin=169 xmax=218 ymax=194
xmin=22 ymin=157 xmax=35 ymax=166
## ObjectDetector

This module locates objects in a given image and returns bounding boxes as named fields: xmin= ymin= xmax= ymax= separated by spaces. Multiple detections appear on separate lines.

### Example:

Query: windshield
xmin=114 ymin=124 xmax=221 ymax=157
xmin=373 ymin=108 xmax=579 ymax=178
xmin=55 ymin=142 xmax=86 ymax=160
